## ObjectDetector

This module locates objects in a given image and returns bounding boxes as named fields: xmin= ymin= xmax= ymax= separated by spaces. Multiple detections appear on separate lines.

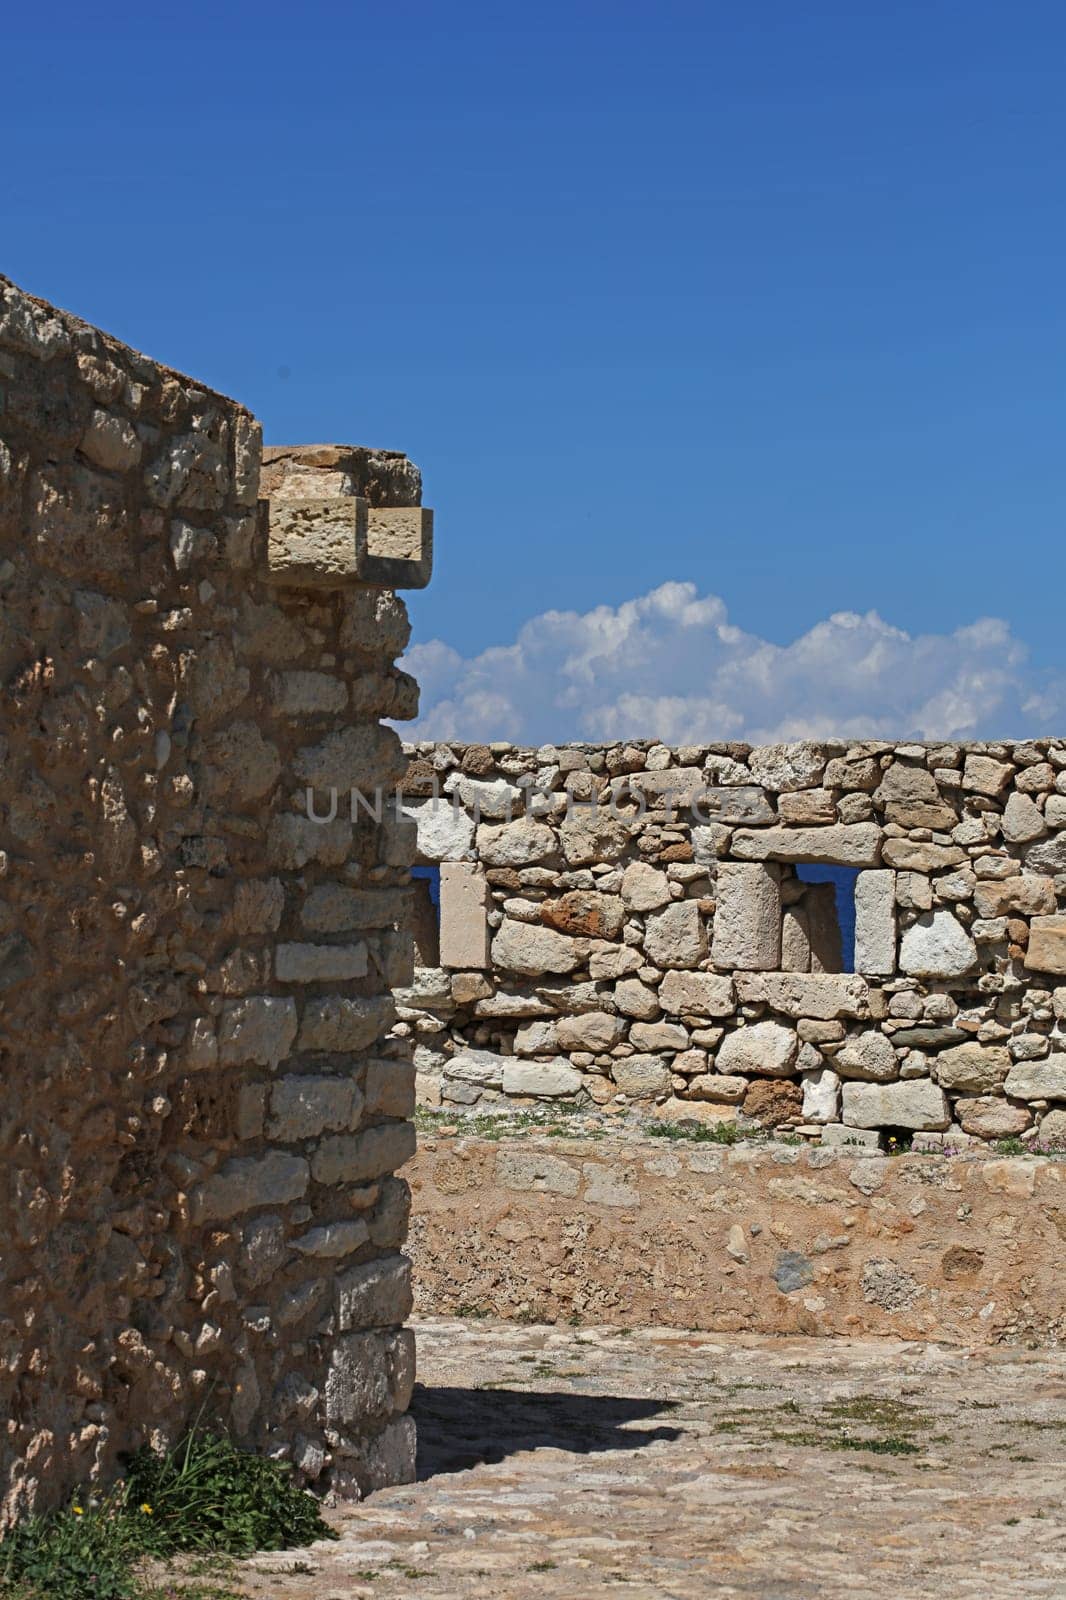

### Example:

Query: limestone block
xmin=841 ymin=1079 xmax=950 ymax=1131
xmin=835 ymin=1030 xmax=898 ymax=1082
xmin=541 ymin=890 xmax=624 ymax=939
xmin=274 ymin=942 xmax=368 ymax=983
xmin=899 ymin=911 xmax=978 ymax=979
xmin=781 ymin=904 xmax=811 ymax=972
xmin=954 ymin=1098 xmax=1032 ymax=1138
xmin=610 ymin=1054 xmax=673 ymax=1098
xmin=881 ymin=838 xmax=965 ymax=872
xmin=558 ymin=811 xmax=629 ymax=866
xmin=302 ymin=884 xmax=410 ymax=933
xmin=514 ymin=1020 xmax=560 ymax=1056
xmin=734 ymin=972 xmax=871 ymax=1020
xmin=443 ymin=773 xmax=521 ymax=819
xmin=628 ymin=768 xmax=706 ymax=806
xmin=365 ymin=1060 xmax=416 ymax=1120
xmin=731 ymin=824 xmax=881 ymax=867
xmin=613 ymin=979 xmax=661 ymax=1020
xmin=495 ymin=1149 xmax=580 ymax=1195
xmin=643 ymin=900 xmax=707 ymax=969
xmin=444 ymin=1050 xmax=507 ymax=1087
xmin=589 ymin=944 xmax=644 ymax=980
xmin=324 ymin=1332 xmax=391 ymax=1427
xmin=441 ymin=862 xmax=491 ymax=969
xmin=688 ymin=1073 xmax=747 ymax=1103
xmin=934 ymin=1044 xmax=1011 ymax=1094
xmin=853 ymin=870 xmax=896 ymax=976
xmin=974 ymin=876 xmax=1056 ymax=919
xmin=296 ymin=1221 xmax=371 ymax=1259
xmin=658 ymin=970 xmax=735 ymax=1017
xmin=748 ymin=743 xmax=826 ymax=792
xmin=556 ymin=1012 xmax=626 ymax=1052
xmin=1002 ymin=1055 xmax=1066 ymax=1101
xmin=191 ymin=1152 xmax=309 ymax=1223
xmin=691 ymin=823 xmax=732 ymax=864
xmin=298 ymin=995 xmax=394 ymax=1052
xmin=962 ymin=754 xmax=1014 ymax=795
xmin=802 ymin=1067 xmax=841 ymax=1123
xmin=711 ymin=863 xmax=780 ymax=970
xmin=476 ymin=818 xmax=556 ymax=867
xmin=779 ymin=789 xmax=836 ymax=825
xmin=363 ymin=505 xmax=433 ymax=589
xmin=1026 ymin=832 xmax=1066 ymax=876
xmin=267 ymin=814 xmax=353 ymax=870
xmin=1025 ymin=916 xmax=1066 ymax=976
xmin=267 ymin=1075 xmax=363 ymax=1141
xmin=312 ymin=1122 xmax=417 ymax=1185
xmin=716 ymin=1020 xmax=797 ymax=1078
xmin=621 ymin=861 xmax=671 ymax=912
xmin=696 ymin=787 xmax=775 ymax=825
xmin=272 ymin=670 xmax=349 ymax=716
xmin=399 ymin=798 xmax=476 ymax=861
xmin=218 ymin=996 xmax=298 ymax=1067
xmin=1001 ymin=792 xmax=1047 ymax=844
xmin=630 ymin=1020 xmax=689 ymax=1052
xmin=501 ymin=1058 xmax=584 ymax=1097
xmin=491 ymin=915 xmax=577 ymax=978
xmin=267 ymin=495 xmax=368 ymax=585
xmin=336 ymin=1254 xmax=413 ymax=1332
xmin=295 ymin=723 xmax=405 ymax=790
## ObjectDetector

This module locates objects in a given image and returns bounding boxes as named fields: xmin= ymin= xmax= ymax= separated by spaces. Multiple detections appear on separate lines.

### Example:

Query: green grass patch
xmin=645 ymin=1119 xmax=738 ymax=1145
xmin=0 ymin=1429 xmax=335 ymax=1600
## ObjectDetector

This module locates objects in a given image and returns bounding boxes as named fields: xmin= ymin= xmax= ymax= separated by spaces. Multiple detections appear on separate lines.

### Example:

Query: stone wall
xmin=407 ymin=1130 xmax=1066 ymax=1345
xmin=399 ymin=739 xmax=1066 ymax=1148
xmin=0 ymin=277 xmax=427 ymax=1519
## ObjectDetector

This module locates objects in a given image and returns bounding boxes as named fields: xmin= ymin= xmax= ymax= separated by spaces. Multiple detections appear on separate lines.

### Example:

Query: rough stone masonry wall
xmin=0 ymin=277 xmax=423 ymax=1520
xmin=400 ymin=739 xmax=1066 ymax=1149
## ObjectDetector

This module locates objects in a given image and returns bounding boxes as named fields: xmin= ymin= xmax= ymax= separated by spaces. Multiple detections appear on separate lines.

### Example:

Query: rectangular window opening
xmin=782 ymin=864 xmax=859 ymax=974
xmin=411 ymin=864 xmax=441 ymax=966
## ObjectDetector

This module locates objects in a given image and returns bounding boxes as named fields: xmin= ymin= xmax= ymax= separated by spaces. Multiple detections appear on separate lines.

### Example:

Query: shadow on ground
xmin=412 ymin=1383 xmax=682 ymax=1480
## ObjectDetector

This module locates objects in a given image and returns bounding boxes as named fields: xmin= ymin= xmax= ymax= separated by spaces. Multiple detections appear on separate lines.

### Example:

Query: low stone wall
xmin=407 ymin=1130 xmax=1066 ymax=1345
xmin=0 ymin=278 xmax=426 ymax=1518
xmin=398 ymin=739 xmax=1066 ymax=1149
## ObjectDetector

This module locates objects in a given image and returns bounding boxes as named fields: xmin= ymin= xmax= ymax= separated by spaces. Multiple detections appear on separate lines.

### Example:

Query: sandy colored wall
xmin=0 ymin=277 xmax=422 ymax=1519
xmin=398 ymin=739 xmax=1066 ymax=1149
xmin=408 ymin=1131 xmax=1066 ymax=1345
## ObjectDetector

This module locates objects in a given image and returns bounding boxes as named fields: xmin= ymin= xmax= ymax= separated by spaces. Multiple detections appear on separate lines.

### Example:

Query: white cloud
xmin=401 ymin=582 xmax=1065 ymax=745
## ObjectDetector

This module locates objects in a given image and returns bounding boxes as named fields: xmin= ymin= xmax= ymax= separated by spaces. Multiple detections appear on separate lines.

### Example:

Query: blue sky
xmin=5 ymin=1 xmax=1064 ymax=739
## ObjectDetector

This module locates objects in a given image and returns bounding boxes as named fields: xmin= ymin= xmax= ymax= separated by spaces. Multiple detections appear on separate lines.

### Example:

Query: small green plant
xmin=0 ymin=1428 xmax=335 ymax=1600
xmin=0 ymin=1491 xmax=140 ymax=1600
xmin=124 ymin=1429 xmax=335 ymax=1557
xmin=646 ymin=1118 xmax=738 ymax=1145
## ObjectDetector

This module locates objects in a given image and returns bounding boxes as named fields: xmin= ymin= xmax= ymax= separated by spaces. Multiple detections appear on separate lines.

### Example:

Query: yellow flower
xmin=72 ymin=1506 xmax=84 ymax=1516
xmin=140 ymin=1504 xmax=153 ymax=1515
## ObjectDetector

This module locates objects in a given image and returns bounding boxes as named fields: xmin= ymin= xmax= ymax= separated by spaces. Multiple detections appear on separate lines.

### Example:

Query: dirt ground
xmin=211 ymin=1316 xmax=1064 ymax=1599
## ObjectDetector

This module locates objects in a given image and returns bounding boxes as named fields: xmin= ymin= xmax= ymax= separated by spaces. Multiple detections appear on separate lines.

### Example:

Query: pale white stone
xmin=443 ymin=773 xmax=522 ymax=819
xmin=268 ymin=1075 xmax=362 ymax=1140
xmin=403 ymin=798 xmax=476 ymax=861
xmin=734 ymin=972 xmax=871 ymax=1020
xmin=658 ymin=970 xmax=735 ymax=1017
xmin=841 ymin=1078 xmax=950 ymax=1131
xmin=613 ymin=978 xmax=661 ymax=1019
xmin=440 ymin=862 xmax=490 ymax=968
xmin=716 ymin=1020 xmax=797 ymax=1078
xmin=1002 ymin=1055 xmax=1066 ymax=1101
xmin=711 ymin=863 xmax=780 ymax=970
xmin=556 ymin=1011 xmax=626 ymax=1052
xmin=899 ymin=910 xmax=978 ymax=979
xmin=476 ymin=818 xmax=556 ymax=867
xmin=501 ymin=1058 xmax=584 ymax=1097
xmin=444 ymin=1049 xmax=506 ymax=1087
xmin=748 ymin=742 xmax=826 ymax=792
xmin=802 ymin=1067 xmax=841 ymax=1123
xmin=853 ymin=869 xmax=896 ymax=976
xmin=192 ymin=1152 xmax=309 ymax=1223
xmin=643 ymin=900 xmax=707 ymax=968
xmin=629 ymin=1020 xmax=689 ymax=1051
xmin=514 ymin=1019 xmax=560 ymax=1056
xmin=218 ymin=996 xmax=298 ymax=1067
xmin=731 ymin=824 xmax=881 ymax=867
xmin=1001 ymin=791 xmax=1046 ymax=844
xmin=492 ymin=918 xmax=581 ymax=977
xmin=611 ymin=1054 xmax=673 ymax=1098
xmin=620 ymin=861 xmax=671 ymax=912
xmin=835 ymin=1029 xmax=898 ymax=1082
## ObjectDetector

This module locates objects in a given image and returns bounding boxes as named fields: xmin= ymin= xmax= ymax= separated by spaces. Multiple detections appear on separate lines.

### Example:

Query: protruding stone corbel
xmin=260 ymin=444 xmax=433 ymax=590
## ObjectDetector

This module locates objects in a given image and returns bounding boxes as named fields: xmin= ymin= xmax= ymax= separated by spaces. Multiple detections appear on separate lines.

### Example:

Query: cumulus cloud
xmin=401 ymin=581 xmax=1065 ymax=745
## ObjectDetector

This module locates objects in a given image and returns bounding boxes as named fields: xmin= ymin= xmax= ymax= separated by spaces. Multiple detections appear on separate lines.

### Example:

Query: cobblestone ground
xmin=231 ymin=1318 xmax=1066 ymax=1599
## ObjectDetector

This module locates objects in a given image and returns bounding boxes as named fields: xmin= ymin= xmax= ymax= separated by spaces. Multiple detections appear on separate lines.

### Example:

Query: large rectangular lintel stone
xmin=734 ymin=971 xmax=872 ymax=1020
xmin=732 ymin=823 xmax=881 ymax=866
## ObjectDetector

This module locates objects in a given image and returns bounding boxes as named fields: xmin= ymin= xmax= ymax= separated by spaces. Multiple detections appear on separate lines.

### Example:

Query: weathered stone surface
xmin=658 ymin=970 xmax=735 ymax=1017
xmin=298 ymin=996 xmax=394 ymax=1053
xmin=835 ymin=1030 xmax=898 ymax=1082
xmin=853 ymin=870 xmax=896 ymax=976
xmin=734 ymin=972 xmax=871 ymax=1020
xmin=748 ymin=742 xmax=826 ymax=792
xmin=495 ymin=1149 xmax=581 ymax=1195
xmin=974 ymin=876 xmax=1056 ymax=919
xmin=275 ymin=942 xmax=368 ymax=983
xmin=476 ymin=818 xmax=556 ymax=867
xmin=711 ymin=863 xmax=780 ymax=970
xmin=556 ymin=1012 xmax=626 ymax=1052
xmin=500 ymin=1058 xmax=583 ymax=1097
xmin=1001 ymin=792 xmax=1047 ymax=844
xmin=440 ymin=862 xmax=491 ymax=969
xmin=732 ymin=824 xmax=881 ymax=867
xmin=1025 ymin=915 xmax=1066 ymax=976
xmin=643 ymin=901 xmax=707 ymax=969
xmin=743 ymin=1077 xmax=803 ymax=1125
xmin=268 ymin=1075 xmax=362 ymax=1141
xmin=630 ymin=1020 xmax=689 ymax=1052
xmin=312 ymin=1123 xmax=417 ymax=1185
xmin=492 ymin=918 xmax=580 ymax=977
xmin=1002 ymin=1056 xmax=1066 ymax=1101
xmin=802 ymin=1067 xmax=841 ymax=1122
xmin=404 ymin=798 xmax=476 ymax=861
xmin=899 ymin=911 xmax=978 ymax=979
xmin=610 ymin=1054 xmax=673 ymax=1098
xmin=613 ymin=979 xmax=662 ymax=1019
xmin=219 ymin=997 xmax=298 ymax=1067
xmin=717 ymin=1021 xmax=798 ymax=1078
xmin=962 ymin=753 xmax=1014 ymax=795
xmin=842 ymin=1079 xmax=950 ymax=1131
xmin=541 ymin=890 xmax=624 ymax=939
xmin=934 ymin=1044 xmax=1011 ymax=1095
xmin=443 ymin=773 xmax=521 ymax=819
xmin=335 ymin=1254 xmax=413 ymax=1332
xmin=955 ymin=1098 xmax=1032 ymax=1138
xmin=620 ymin=861 xmax=671 ymax=912
xmin=191 ymin=1152 xmax=309 ymax=1223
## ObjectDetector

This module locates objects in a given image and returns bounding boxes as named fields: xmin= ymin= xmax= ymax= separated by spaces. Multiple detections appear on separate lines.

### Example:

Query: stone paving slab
xmin=221 ymin=1317 xmax=1066 ymax=1599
